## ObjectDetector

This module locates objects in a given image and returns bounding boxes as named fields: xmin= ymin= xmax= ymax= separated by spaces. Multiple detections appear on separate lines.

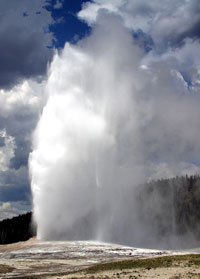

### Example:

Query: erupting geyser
xmin=30 ymin=16 xmax=145 ymax=242
xmin=29 ymin=13 xmax=200 ymax=248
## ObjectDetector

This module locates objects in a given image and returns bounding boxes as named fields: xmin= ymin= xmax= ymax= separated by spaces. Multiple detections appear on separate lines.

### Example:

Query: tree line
xmin=0 ymin=212 xmax=36 ymax=244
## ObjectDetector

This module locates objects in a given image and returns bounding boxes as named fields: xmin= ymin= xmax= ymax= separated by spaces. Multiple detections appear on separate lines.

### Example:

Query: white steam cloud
xmin=29 ymin=5 xmax=200 ymax=246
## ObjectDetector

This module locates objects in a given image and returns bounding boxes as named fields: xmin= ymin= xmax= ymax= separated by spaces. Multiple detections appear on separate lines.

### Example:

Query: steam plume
xmin=29 ymin=13 xmax=200 ymax=246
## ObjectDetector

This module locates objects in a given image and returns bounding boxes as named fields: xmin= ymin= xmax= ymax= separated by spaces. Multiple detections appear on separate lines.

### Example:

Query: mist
xmin=29 ymin=11 xmax=200 ymax=248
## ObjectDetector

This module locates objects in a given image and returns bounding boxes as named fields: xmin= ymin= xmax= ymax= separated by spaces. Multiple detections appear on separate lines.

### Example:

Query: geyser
xmin=29 ymin=14 xmax=200 ymax=248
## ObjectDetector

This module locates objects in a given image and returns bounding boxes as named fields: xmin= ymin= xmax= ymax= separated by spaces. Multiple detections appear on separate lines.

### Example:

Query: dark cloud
xmin=9 ymin=141 xmax=30 ymax=170
xmin=0 ymin=0 xmax=54 ymax=89
xmin=0 ymin=137 xmax=5 ymax=147
xmin=0 ymin=26 xmax=52 ymax=88
xmin=0 ymin=185 xmax=30 ymax=203
xmin=181 ymin=21 xmax=200 ymax=42
xmin=0 ymin=167 xmax=31 ymax=202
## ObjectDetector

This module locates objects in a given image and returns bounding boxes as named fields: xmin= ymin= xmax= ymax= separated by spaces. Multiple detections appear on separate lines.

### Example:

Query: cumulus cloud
xmin=0 ymin=201 xmax=30 ymax=220
xmin=0 ymin=129 xmax=15 ymax=171
xmin=0 ymin=79 xmax=44 ymax=219
xmin=0 ymin=80 xmax=42 ymax=116
xmin=0 ymin=202 xmax=11 ymax=211
xmin=79 ymin=0 xmax=200 ymax=50
xmin=0 ymin=79 xmax=44 ymax=170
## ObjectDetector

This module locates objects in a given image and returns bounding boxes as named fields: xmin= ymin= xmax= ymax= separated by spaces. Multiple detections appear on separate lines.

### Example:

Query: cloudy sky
xmin=1 ymin=0 xmax=200 ymax=221
xmin=0 ymin=0 xmax=90 ymax=220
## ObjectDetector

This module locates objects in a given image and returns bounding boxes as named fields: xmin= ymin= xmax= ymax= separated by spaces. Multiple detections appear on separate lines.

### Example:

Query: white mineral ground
xmin=1 ymin=238 xmax=200 ymax=278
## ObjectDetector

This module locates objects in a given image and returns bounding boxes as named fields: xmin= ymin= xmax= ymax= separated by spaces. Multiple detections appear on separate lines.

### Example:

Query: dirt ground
xmin=62 ymin=267 xmax=200 ymax=279
xmin=1 ymin=238 xmax=200 ymax=278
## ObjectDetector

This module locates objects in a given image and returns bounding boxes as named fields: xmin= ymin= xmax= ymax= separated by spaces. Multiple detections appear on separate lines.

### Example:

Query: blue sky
xmin=1 ymin=0 xmax=200 ymax=221
xmin=46 ymin=0 xmax=91 ymax=47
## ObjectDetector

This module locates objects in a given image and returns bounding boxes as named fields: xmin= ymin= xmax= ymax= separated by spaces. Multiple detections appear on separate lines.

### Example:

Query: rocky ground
xmin=0 ymin=238 xmax=200 ymax=278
